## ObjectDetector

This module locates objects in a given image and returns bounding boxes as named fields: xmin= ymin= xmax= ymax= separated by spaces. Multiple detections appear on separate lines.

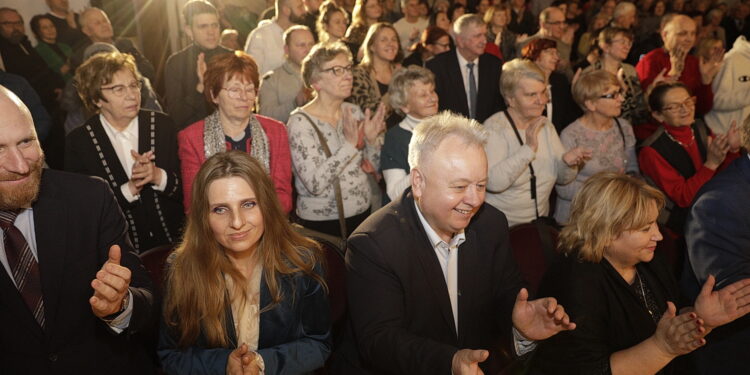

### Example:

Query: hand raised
xmin=694 ymin=275 xmax=750 ymax=330
xmin=363 ymin=103 xmax=386 ymax=145
xmin=705 ymin=134 xmax=730 ymax=170
xmin=90 ymin=245 xmax=132 ymax=318
xmin=727 ymin=120 xmax=742 ymax=152
xmin=653 ymin=302 xmax=706 ymax=357
xmin=341 ymin=106 xmax=360 ymax=147
xmin=562 ymin=146 xmax=592 ymax=167
xmin=451 ymin=349 xmax=488 ymax=375
xmin=196 ymin=53 xmax=207 ymax=93
xmin=512 ymin=288 xmax=576 ymax=341
xmin=699 ymin=47 xmax=724 ymax=85
xmin=524 ymin=117 xmax=546 ymax=152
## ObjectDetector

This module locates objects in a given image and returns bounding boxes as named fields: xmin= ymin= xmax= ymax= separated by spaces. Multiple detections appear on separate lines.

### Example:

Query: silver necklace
xmin=636 ymin=271 xmax=655 ymax=319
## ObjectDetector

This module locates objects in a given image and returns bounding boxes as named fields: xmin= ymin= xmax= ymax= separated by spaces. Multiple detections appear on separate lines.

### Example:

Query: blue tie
xmin=467 ymin=62 xmax=477 ymax=119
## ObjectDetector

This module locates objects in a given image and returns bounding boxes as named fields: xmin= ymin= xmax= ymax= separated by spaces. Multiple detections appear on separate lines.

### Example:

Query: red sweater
xmin=178 ymin=114 xmax=293 ymax=213
xmin=638 ymin=123 xmax=738 ymax=207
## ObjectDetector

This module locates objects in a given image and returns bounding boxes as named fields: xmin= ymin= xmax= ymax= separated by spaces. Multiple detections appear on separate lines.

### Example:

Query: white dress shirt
xmin=455 ymin=51 xmax=479 ymax=109
xmin=244 ymin=20 xmax=285 ymax=77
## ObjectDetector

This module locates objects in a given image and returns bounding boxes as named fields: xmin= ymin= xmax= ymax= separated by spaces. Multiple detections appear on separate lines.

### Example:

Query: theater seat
xmin=508 ymin=222 xmax=560 ymax=297
xmin=138 ymin=243 xmax=176 ymax=295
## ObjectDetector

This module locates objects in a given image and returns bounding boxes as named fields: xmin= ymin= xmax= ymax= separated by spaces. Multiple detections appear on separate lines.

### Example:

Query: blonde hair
xmin=408 ymin=111 xmax=487 ymax=170
xmin=571 ymin=69 xmax=621 ymax=110
xmin=360 ymin=22 xmax=402 ymax=71
xmin=301 ymin=41 xmax=353 ymax=88
xmin=163 ymin=151 xmax=326 ymax=348
xmin=559 ymin=172 xmax=665 ymax=262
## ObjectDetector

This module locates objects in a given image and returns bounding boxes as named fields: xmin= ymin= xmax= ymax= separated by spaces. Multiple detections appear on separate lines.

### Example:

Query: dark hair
xmin=182 ymin=0 xmax=218 ymax=26
xmin=410 ymin=25 xmax=451 ymax=53
xmin=447 ymin=3 xmax=465 ymax=22
xmin=29 ymin=14 xmax=55 ymax=41
xmin=647 ymin=81 xmax=689 ymax=112
xmin=521 ymin=38 xmax=557 ymax=61
xmin=203 ymin=51 xmax=260 ymax=109
xmin=428 ymin=10 xmax=447 ymax=27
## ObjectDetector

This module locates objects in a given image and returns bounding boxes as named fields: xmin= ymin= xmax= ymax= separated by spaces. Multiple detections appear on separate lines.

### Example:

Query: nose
xmin=651 ymin=224 xmax=663 ymax=242
xmin=464 ymin=185 xmax=483 ymax=207
xmin=4 ymin=147 xmax=31 ymax=175
xmin=229 ymin=209 xmax=245 ymax=229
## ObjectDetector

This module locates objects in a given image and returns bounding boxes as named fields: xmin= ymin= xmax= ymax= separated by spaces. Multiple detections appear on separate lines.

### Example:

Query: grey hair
xmin=408 ymin=111 xmax=488 ymax=170
xmin=539 ymin=6 xmax=562 ymax=24
xmin=301 ymin=41 xmax=352 ymax=88
xmin=613 ymin=1 xmax=636 ymax=19
xmin=500 ymin=58 xmax=546 ymax=101
xmin=388 ymin=66 xmax=435 ymax=115
xmin=453 ymin=13 xmax=485 ymax=35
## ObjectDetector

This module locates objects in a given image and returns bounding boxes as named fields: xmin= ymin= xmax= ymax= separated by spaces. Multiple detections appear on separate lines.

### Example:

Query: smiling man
xmin=335 ymin=111 xmax=575 ymax=375
xmin=0 ymin=87 xmax=156 ymax=374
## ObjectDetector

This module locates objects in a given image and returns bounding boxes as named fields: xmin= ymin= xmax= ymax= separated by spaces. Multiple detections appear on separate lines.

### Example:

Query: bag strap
xmin=504 ymin=110 xmax=540 ymax=220
xmin=296 ymin=111 xmax=348 ymax=240
xmin=614 ymin=117 xmax=626 ymax=145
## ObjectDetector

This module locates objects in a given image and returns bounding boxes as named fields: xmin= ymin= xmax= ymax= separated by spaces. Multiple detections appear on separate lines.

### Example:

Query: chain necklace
xmin=636 ymin=271 xmax=655 ymax=319
xmin=664 ymin=127 xmax=695 ymax=148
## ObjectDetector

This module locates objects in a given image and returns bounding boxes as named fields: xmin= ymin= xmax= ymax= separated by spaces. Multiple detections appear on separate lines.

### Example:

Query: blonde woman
xmin=348 ymin=22 xmax=402 ymax=113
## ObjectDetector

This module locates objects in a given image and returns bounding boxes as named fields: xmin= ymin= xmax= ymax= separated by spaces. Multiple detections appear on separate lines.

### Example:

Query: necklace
xmin=635 ymin=271 xmax=655 ymax=319
xmin=663 ymin=127 xmax=695 ymax=148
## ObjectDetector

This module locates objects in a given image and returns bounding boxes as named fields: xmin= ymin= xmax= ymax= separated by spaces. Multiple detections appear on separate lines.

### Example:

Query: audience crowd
xmin=2 ymin=0 xmax=750 ymax=374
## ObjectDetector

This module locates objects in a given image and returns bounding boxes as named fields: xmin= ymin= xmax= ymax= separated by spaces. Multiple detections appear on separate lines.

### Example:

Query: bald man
xmin=0 ymin=87 xmax=156 ymax=374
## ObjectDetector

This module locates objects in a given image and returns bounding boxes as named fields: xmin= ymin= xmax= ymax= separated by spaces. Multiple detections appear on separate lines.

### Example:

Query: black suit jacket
xmin=0 ymin=169 xmax=156 ymax=374
xmin=337 ymin=189 xmax=523 ymax=374
xmin=548 ymin=72 xmax=582 ymax=133
xmin=427 ymin=49 xmax=506 ymax=123
xmin=65 ymin=110 xmax=184 ymax=252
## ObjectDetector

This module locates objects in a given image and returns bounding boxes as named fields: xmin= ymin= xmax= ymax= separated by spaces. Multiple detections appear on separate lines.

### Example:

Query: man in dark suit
xmin=681 ymin=120 xmax=750 ymax=375
xmin=722 ymin=2 xmax=750 ymax=48
xmin=427 ymin=14 xmax=505 ymax=123
xmin=0 ymin=87 xmax=156 ymax=373
xmin=337 ymin=112 xmax=575 ymax=374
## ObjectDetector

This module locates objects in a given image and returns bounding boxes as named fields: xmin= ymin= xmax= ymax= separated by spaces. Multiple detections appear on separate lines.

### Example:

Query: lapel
xmin=0 ymin=257 xmax=44 ymax=339
xmin=447 ymin=50 xmax=470 ymax=115
xmin=456 ymin=226 xmax=480 ymax=343
xmin=87 ymin=116 xmax=131 ymax=188
xmin=402 ymin=192 xmax=458 ymax=338
xmin=32 ymin=169 xmax=69 ymax=339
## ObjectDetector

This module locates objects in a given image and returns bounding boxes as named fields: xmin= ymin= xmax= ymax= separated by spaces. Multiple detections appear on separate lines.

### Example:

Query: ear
xmin=411 ymin=167 xmax=425 ymax=198
xmin=284 ymin=44 xmax=290 ymax=56
xmin=651 ymin=110 xmax=666 ymax=123
xmin=583 ymin=99 xmax=597 ymax=112
xmin=184 ymin=24 xmax=194 ymax=41
xmin=400 ymin=105 xmax=411 ymax=115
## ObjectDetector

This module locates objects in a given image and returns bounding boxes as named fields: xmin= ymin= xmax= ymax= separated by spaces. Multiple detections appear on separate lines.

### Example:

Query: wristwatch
xmin=101 ymin=294 xmax=130 ymax=323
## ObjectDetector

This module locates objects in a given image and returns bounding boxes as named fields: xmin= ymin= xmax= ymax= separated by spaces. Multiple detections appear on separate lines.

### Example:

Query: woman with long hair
xmin=348 ymin=22 xmax=402 ymax=113
xmin=159 ymin=151 xmax=331 ymax=374
xmin=317 ymin=0 xmax=350 ymax=44
xmin=344 ymin=0 xmax=383 ymax=58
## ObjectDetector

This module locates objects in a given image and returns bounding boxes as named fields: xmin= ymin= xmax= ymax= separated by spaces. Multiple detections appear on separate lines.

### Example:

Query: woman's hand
xmin=363 ymin=103 xmax=386 ymax=146
xmin=699 ymin=47 xmax=724 ymax=85
xmin=226 ymin=344 xmax=261 ymax=375
xmin=694 ymin=275 xmax=750 ymax=330
xmin=196 ymin=52 xmax=207 ymax=93
xmin=668 ymin=46 xmax=687 ymax=78
xmin=342 ymin=106 xmax=360 ymax=147
xmin=727 ymin=120 xmax=742 ymax=153
xmin=562 ymin=147 xmax=592 ymax=167
xmin=130 ymin=150 xmax=163 ymax=187
xmin=705 ymin=133 xmax=730 ymax=170
xmin=524 ymin=117 xmax=546 ymax=152
xmin=653 ymin=302 xmax=706 ymax=357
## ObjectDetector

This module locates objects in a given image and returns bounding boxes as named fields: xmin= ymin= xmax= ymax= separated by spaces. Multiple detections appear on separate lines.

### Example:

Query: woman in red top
xmin=638 ymin=82 xmax=740 ymax=234
xmin=178 ymin=51 xmax=292 ymax=213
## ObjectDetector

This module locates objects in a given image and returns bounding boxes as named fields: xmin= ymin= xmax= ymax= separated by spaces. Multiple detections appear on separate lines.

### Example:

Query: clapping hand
xmin=668 ymin=46 xmax=687 ymax=78
xmin=699 ymin=46 xmax=724 ymax=85
xmin=90 ymin=245 xmax=132 ymax=318
xmin=512 ymin=288 xmax=576 ymax=341
xmin=562 ymin=147 xmax=592 ymax=167
xmin=653 ymin=302 xmax=706 ymax=357
xmin=451 ymin=349 xmax=489 ymax=375
xmin=726 ymin=120 xmax=742 ymax=153
xmin=196 ymin=52 xmax=207 ymax=93
xmin=227 ymin=344 xmax=261 ymax=375
xmin=130 ymin=150 xmax=163 ymax=188
xmin=362 ymin=102 xmax=386 ymax=146
xmin=693 ymin=275 xmax=750 ymax=330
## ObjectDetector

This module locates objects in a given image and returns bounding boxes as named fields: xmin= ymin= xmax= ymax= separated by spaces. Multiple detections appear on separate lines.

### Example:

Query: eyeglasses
xmin=222 ymin=86 xmax=256 ymax=99
xmin=599 ymin=90 xmax=624 ymax=100
xmin=661 ymin=96 xmax=696 ymax=113
xmin=0 ymin=21 xmax=23 ymax=27
xmin=101 ymin=81 xmax=143 ymax=97
xmin=321 ymin=64 xmax=353 ymax=76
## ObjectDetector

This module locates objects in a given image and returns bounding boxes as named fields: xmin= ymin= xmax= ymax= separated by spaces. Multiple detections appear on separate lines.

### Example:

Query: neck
xmin=582 ymin=111 xmax=612 ymax=130
xmin=103 ymin=113 xmax=132 ymax=131
xmin=226 ymin=248 xmax=258 ymax=278
xmin=601 ymin=54 xmax=620 ymax=72
xmin=372 ymin=57 xmax=392 ymax=72
xmin=406 ymin=15 xmax=419 ymax=22
xmin=276 ymin=17 xmax=293 ymax=30
xmin=306 ymin=94 xmax=343 ymax=121
xmin=542 ymin=68 xmax=552 ymax=79
xmin=606 ymin=255 xmax=637 ymax=284
xmin=50 ymin=9 xmax=67 ymax=18
xmin=507 ymin=107 xmax=537 ymax=129
xmin=458 ymin=48 xmax=478 ymax=62
xmin=492 ymin=24 xmax=504 ymax=33
xmin=219 ymin=111 xmax=250 ymax=138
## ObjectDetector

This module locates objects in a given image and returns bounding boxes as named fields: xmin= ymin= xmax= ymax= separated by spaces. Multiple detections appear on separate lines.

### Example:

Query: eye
xmin=212 ymin=206 xmax=228 ymax=214
xmin=242 ymin=200 xmax=257 ymax=209
xmin=476 ymin=183 xmax=486 ymax=191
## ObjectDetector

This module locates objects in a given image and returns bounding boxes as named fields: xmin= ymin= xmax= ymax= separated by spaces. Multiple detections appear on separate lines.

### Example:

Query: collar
xmin=456 ymin=50 xmax=478 ymax=68
xmin=398 ymin=114 xmax=421 ymax=132
xmin=414 ymin=201 xmax=466 ymax=249
xmin=100 ymin=113 xmax=138 ymax=139
xmin=282 ymin=60 xmax=302 ymax=78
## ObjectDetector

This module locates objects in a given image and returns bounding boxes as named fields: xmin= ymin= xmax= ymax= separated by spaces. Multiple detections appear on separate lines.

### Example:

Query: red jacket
xmin=178 ymin=114 xmax=293 ymax=213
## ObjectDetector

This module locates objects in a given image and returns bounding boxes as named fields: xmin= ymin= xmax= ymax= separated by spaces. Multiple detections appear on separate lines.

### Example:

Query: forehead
xmin=110 ymin=68 xmax=137 ymax=82
xmin=192 ymin=13 xmax=218 ymax=26
xmin=424 ymin=135 xmax=487 ymax=178
xmin=663 ymin=87 xmax=691 ymax=102
xmin=289 ymin=29 xmax=314 ymax=43
xmin=376 ymin=27 xmax=397 ymax=38
xmin=669 ymin=18 xmax=696 ymax=33
xmin=462 ymin=23 xmax=486 ymax=35
xmin=516 ymin=77 xmax=546 ymax=93
xmin=546 ymin=9 xmax=564 ymax=21
xmin=207 ymin=176 xmax=255 ymax=203
xmin=0 ymin=10 xmax=21 ymax=21
xmin=0 ymin=97 xmax=35 ymax=145
xmin=322 ymin=53 xmax=350 ymax=69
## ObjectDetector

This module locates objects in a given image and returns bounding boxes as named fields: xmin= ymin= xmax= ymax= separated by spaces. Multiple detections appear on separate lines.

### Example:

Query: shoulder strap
xmin=614 ymin=117 xmax=626 ymax=145
xmin=295 ymin=111 xmax=348 ymax=240
xmin=503 ymin=111 xmax=539 ymax=219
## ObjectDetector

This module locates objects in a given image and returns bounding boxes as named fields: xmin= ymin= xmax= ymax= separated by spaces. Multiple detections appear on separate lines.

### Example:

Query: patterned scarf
xmin=203 ymin=111 xmax=270 ymax=172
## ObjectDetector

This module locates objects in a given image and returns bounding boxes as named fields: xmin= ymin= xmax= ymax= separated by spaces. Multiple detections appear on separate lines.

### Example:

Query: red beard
xmin=0 ymin=155 xmax=44 ymax=210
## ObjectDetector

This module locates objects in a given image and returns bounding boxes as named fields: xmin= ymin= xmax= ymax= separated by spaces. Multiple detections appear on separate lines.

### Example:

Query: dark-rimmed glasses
xmin=661 ymin=96 xmax=696 ymax=113
xmin=101 ymin=81 xmax=143 ymax=97
xmin=321 ymin=64 xmax=353 ymax=76
xmin=599 ymin=90 xmax=624 ymax=100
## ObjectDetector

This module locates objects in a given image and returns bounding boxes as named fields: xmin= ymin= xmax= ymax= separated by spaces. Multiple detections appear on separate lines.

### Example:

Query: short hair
xmin=571 ymin=69 xmax=620 ymax=109
xmin=647 ymin=81 xmax=689 ymax=112
xmin=79 ymin=7 xmax=106 ymax=30
xmin=453 ymin=13 xmax=485 ymax=35
xmin=408 ymin=111 xmax=488 ymax=170
xmin=284 ymin=24 xmax=312 ymax=45
xmin=388 ymin=65 xmax=435 ymax=115
xmin=29 ymin=14 xmax=54 ymax=41
xmin=521 ymin=38 xmax=556 ymax=61
xmin=203 ymin=51 xmax=259 ymax=108
xmin=316 ymin=1 xmax=348 ymax=43
xmin=500 ymin=58 xmax=546 ymax=100
xmin=539 ymin=6 xmax=562 ymax=24
xmin=484 ymin=4 xmax=510 ymax=26
xmin=74 ymin=51 xmax=141 ymax=113
xmin=598 ymin=26 xmax=633 ymax=47
xmin=182 ymin=0 xmax=218 ymax=26
xmin=613 ymin=1 xmax=636 ymax=19
xmin=301 ymin=41 xmax=353 ymax=88
xmin=558 ymin=172 xmax=665 ymax=262
xmin=361 ymin=22 xmax=402 ymax=69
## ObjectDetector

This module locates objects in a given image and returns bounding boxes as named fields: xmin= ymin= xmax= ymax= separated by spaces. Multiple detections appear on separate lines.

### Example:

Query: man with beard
xmin=245 ymin=0 xmax=307 ymax=76
xmin=0 ymin=87 xmax=156 ymax=374
xmin=164 ymin=0 xmax=231 ymax=129
xmin=0 ymin=8 xmax=65 ymax=119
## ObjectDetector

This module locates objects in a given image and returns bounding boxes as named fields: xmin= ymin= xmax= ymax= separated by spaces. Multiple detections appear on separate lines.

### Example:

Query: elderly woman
xmin=530 ymin=172 xmax=750 ymax=374
xmin=585 ymin=27 xmax=651 ymax=127
xmin=554 ymin=70 xmax=638 ymax=224
xmin=484 ymin=59 xmax=589 ymax=227
xmin=65 ymin=51 xmax=183 ymax=252
xmin=522 ymin=38 xmax=582 ymax=132
xmin=317 ymin=0 xmax=349 ymax=44
xmin=638 ymin=82 xmax=740 ymax=235
xmin=381 ymin=66 xmax=438 ymax=202
xmin=484 ymin=4 xmax=520 ymax=63
xmin=178 ymin=51 xmax=292 ymax=213
xmin=159 ymin=151 xmax=331 ymax=375
xmin=30 ymin=14 xmax=73 ymax=83
xmin=288 ymin=42 xmax=385 ymax=238
xmin=348 ymin=22 xmax=402 ymax=113
xmin=345 ymin=0 xmax=384 ymax=58
xmin=401 ymin=26 xmax=451 ymax=67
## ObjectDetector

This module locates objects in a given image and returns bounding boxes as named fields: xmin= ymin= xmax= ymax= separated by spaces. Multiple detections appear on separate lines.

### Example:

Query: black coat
xmin=334 ymin=189 xmax=523 ymax=374
xmin=0 ymin=169 xmax=156 ymax=374
xmin=427 ymin=49 xmax=506 ymax=123
xmin=65 ymin=110 xmax=184 ymax=252
xmin=548 ymin=71 xmax=582 ymax=133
